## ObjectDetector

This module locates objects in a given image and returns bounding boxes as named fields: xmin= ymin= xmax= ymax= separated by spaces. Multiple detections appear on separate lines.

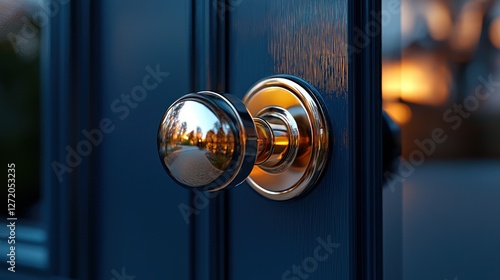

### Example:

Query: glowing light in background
xmin=450 ymin=2 xmax=484 ymax=55
xmin=490 ymin=17 xmax=500 ymax=49
xmin=383 ymin=57 xmax=451 ymax=106
xmin=389 ymin=0 xmax=500 ymax=158
xmin=425 ymin=1 xmax=452 ymax=41
xmin=383 ymin=102 xmax=412 ymax=125
xmin=382 ymin=53 xmax=452 ymax=124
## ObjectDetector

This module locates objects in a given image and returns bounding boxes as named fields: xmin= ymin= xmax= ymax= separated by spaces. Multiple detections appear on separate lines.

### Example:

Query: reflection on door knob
xmin=158 ymin=75 xmax=330 ymax=200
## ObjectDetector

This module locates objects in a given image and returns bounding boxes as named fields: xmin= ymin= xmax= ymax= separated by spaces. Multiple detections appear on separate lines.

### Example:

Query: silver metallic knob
xmin=158 ymin=91 xmax=257 ymax=192
xmin=158 ymin=76 xmax=330 ymax=200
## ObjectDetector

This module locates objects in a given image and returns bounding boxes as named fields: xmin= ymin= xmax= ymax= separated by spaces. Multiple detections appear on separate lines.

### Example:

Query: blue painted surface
xmin=226 ymin=0 xmax=380 ymax=279
xmin=93 ymin=1 xmax=191 ymax=279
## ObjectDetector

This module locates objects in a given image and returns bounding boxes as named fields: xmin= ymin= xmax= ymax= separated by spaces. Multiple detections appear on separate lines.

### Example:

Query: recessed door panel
xmin=225 ymin=0 xmax=380 ymax=279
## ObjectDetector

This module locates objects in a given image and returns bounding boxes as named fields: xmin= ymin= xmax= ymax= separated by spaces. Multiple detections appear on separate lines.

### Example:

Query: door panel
xmin=228 ymin=0 xmax=350 ymax=278
xmin=226 ymin=0 xmax=380 ymax=279
xmin=94 ymin=1 xmax=191 ymax=279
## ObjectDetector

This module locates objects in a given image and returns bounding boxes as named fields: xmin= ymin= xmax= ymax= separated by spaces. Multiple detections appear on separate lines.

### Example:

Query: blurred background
xmin=384 ymin=0 xmax=500 ymax=159
xmin=1 ymin=0 xmax=500 ymax=279
xmin=382 ymin=0 xmax=500 ymax=279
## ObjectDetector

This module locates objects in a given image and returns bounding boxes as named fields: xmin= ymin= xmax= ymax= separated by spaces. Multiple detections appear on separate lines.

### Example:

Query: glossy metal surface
xmin=243 ymin=76 xmax=330 ymax=200
xmin=158 ymin=76 xmax=330 ymax=200
xmin=158 ymin=91 xmax=257 ymax=192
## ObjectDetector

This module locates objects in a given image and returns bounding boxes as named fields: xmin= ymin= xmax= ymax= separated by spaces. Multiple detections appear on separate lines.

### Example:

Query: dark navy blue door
xmin=91 ymin=0 xmax=382 ymax=279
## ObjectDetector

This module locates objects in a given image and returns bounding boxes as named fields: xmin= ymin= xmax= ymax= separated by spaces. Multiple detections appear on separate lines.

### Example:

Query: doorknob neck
xmin=254 ymin=109 xmax=298 ymax=171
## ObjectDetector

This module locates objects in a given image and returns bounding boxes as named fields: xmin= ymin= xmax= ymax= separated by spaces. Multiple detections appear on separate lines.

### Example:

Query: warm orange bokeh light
xmin=426 ymin=2 xmax=452 ymax=41
xmin=383 ymin=102 xmax=412 ymax=125
xmin=490 ymin=17 xmax=500 ymax=49
xmin=382 ymin=60 xmax=401 ymax=101
xmin=450 ymin=2 xmax=483 ymax=54
xmin=383 ymin=57 xmax=450 ymax=106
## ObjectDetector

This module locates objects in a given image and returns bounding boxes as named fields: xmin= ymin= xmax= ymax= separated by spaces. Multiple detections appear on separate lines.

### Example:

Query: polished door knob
xmin=158 ymin=75 xmax=330 ymax=200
